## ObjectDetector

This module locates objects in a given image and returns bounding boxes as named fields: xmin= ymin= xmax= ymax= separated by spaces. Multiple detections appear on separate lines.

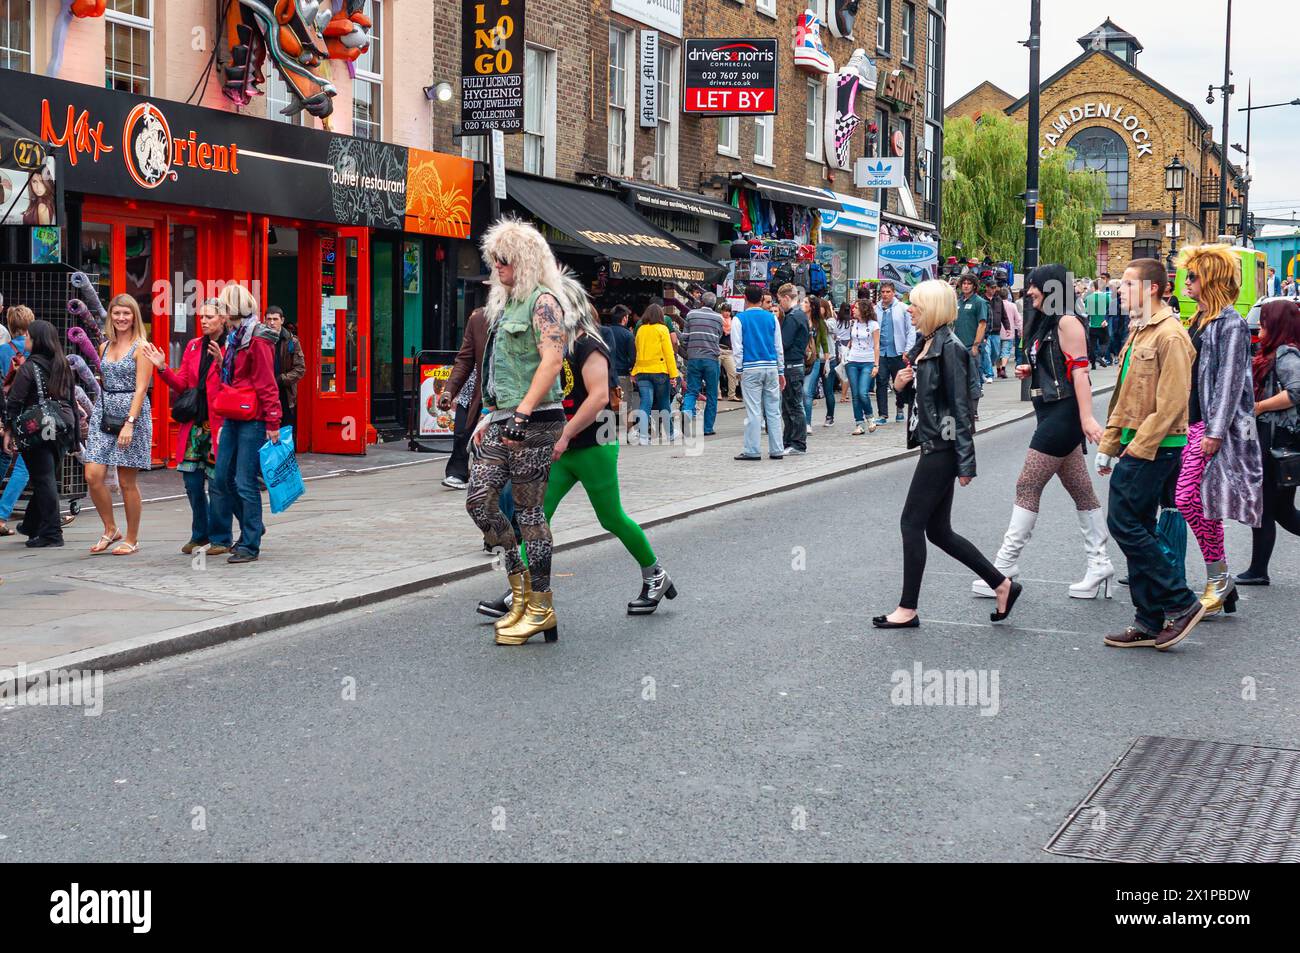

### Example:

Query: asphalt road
xmin=3 ymin=416 xmax=1297 ymax=862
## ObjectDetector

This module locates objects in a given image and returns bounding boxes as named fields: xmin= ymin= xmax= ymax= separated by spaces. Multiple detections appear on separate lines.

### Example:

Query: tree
xmin=942 ymin=112 xmax=1109 ymax=276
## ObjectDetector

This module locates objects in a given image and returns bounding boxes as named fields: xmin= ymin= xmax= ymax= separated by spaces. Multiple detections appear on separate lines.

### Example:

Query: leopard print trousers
xmin=466 ymin=419 xmax=565 ymax=592
xmin=1014 ymin=447 xmax=1100 ymax=513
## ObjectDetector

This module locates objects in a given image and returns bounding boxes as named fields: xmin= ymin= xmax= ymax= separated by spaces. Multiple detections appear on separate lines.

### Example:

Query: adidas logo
xmin=866 ymin=160 xmax=889 ymax=174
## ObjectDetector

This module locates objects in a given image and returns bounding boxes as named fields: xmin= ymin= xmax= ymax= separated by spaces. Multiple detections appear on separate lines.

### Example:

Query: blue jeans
xmin=803 ymin=359 xmax=833 ymax=424
xmin=0 ymin=451 xmax=30 ymax=520
xmin=209 ymin=419 xmax=266 ymax=555
xmin=182 ymin=469 xmax=212 ymax=544
xmin=741 ymin=366 xmax=783 ymax=457
xmin=1107 ymin=448 xmax=1200 ymax=634
xmin=845 ymin=362 xmax=875 ymax=423
xmin=682 ymin=358 xmax=720 ymax=434
xmin=636 ymin=373 xmax=674 ymax=441
xmin=980 ymin=337 xmax=997 ymax=378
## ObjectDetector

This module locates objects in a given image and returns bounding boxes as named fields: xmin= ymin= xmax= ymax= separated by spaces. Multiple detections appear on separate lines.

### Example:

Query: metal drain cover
xmin=1045 ymin=736 xmax=1300 ymax=863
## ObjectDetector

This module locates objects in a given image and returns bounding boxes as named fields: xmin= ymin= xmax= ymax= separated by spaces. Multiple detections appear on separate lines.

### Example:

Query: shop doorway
xmin=278 ymin=225 xmax=370 ymax=455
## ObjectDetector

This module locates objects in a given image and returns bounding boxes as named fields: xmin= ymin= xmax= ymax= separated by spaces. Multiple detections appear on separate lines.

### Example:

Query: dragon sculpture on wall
xmin=223 ymin=1 xmax=373 ymax=121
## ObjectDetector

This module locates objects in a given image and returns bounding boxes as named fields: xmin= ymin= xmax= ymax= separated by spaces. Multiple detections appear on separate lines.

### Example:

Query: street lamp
xmin=1165 ymin=155 xmax=1186 ymax=261
xmin=1226 ymin=201 xmax=1242 ymax=237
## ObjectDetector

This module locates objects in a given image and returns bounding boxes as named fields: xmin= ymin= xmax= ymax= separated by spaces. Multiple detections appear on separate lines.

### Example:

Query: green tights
xmin=521 ymin=441 xmax=656 ymax=569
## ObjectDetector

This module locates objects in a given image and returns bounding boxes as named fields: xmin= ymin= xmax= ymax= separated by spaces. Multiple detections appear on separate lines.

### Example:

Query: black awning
xmin=733 ymin=173 xmax=842 ymax=211
xmin=620 ymin=181 xmax=741 ymax=226
xmin=505 ymin=173 xmax=723 ymax=283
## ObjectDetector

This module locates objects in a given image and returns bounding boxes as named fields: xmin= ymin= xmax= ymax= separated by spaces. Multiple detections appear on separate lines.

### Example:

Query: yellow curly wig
xmin=1177 ymin=243 xmax=1240 ymax=329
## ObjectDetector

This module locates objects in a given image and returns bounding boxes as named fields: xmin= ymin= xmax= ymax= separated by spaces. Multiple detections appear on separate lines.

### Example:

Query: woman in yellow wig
xmin=1173 ymin=244 xmax=1263 ymax=615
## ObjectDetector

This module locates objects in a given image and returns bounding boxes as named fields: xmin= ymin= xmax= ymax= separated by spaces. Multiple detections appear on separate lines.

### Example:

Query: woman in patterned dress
xmin=83 ymin=294 xmax=153 ymax=555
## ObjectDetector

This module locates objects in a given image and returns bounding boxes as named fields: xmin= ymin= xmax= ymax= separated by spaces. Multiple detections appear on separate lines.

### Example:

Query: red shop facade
xmin=1 ymin=67 xmax=474 ymax=466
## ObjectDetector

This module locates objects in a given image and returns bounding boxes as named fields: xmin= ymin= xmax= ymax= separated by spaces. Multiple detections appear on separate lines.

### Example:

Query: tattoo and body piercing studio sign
xmin=460 ymin=0 xmax=526 ymax=134
xmin=1041 ymin=102 xmax=1154 ymax=158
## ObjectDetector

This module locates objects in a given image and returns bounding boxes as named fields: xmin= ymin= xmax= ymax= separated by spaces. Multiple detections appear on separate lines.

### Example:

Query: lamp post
xmin=1226 ymin=201 xmax=1243 ymax=239
xmin=1235 ymin=90 xmax=1300 ymax=246
xmin=1165 ymin=155 xmax=1186 ymax=267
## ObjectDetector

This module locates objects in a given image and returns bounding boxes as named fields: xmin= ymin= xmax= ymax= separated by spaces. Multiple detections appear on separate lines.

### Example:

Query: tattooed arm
xmin=514 ymin=292 xmax=566 ymax=419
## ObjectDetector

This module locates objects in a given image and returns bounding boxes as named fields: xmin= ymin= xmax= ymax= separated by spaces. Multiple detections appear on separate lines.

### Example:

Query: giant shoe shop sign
xmin=1041 ymin=101 xmax=1155 ymax=158
xmin=1 ymin=67 xmax=472 ymax=236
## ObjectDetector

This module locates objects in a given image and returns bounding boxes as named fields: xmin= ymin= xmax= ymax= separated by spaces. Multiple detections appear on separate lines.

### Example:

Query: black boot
xmin=627 ymin=570 xmax=677 ymax=615
xmin=476 ymin=589 xmax=513 ymax=619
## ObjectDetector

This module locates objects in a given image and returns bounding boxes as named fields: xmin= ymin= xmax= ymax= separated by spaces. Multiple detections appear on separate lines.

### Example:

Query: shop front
xmin=503 ymin=172 xmax=723 ymax=313
xmin=818 ymin=191 xmax=880 ymax=306
xmin=615 ymin=180 xmax=742 ymax=262
xmin=2 ymin=67 xmax=472 ymax=464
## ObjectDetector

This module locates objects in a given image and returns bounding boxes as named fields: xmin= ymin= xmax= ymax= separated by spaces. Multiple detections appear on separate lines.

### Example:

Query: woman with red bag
xmin=207 ymin=284 xmax=282 ymax=564
xmin=143 ymin=298 xmax=226 ymax=555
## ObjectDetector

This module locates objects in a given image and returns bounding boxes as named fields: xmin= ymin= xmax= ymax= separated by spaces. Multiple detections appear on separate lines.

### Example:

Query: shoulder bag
xmin=14 ymin=363 xmax=75 ymax=451
xmin=171 ymin=342 xmax=214 ymax=424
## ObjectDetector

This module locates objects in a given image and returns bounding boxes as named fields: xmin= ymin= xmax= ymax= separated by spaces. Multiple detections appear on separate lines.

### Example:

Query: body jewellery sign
xmin=460 ymin=0 xmax=526 ymax=134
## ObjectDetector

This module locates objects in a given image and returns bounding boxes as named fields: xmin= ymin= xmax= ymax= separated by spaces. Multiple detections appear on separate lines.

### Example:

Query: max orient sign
xmin=3 ymin=67 xmax=472 ymax=236
xmin=683 ymin=38 xmax=778 ymax=116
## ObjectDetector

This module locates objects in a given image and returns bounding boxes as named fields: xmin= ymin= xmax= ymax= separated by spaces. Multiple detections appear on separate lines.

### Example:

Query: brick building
xmin=947 ymin=19 xmax=1244 ymax=277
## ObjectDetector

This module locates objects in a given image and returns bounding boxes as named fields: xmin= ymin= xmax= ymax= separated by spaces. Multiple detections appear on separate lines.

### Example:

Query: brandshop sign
xmin=682 ymin=38 xmax=778 ymax=116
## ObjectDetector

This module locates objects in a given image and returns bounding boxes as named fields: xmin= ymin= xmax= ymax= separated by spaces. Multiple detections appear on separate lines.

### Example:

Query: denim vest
xmin=485 ymin=286 xmax=563 ymax=410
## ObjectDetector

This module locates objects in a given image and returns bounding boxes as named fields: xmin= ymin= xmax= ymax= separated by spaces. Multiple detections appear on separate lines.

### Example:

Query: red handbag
xmin=212 ymin=384 xmax=260 ymax=421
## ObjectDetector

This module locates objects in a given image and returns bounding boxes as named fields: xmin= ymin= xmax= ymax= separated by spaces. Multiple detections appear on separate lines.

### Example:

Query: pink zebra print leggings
xmin=1175 ymin=421 xmax=1227 ymax=563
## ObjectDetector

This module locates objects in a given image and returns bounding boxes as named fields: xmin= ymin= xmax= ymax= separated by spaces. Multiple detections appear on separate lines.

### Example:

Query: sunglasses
xmin=492 ymin=255 xmax=510 ymax=267
xmin=1186 ymin=272 xmax=1199 ymax=282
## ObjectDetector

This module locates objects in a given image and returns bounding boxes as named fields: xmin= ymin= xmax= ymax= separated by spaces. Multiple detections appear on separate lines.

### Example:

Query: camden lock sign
xmin=1042 ymin=102 xmax=1154 ymax=158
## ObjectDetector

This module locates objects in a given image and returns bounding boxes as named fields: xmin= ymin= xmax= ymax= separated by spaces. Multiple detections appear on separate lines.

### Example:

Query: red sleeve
xmin=248 ymin=338 xmax=283 ymax=427
xmin=157 ymin=340 xmax=196 ymax=393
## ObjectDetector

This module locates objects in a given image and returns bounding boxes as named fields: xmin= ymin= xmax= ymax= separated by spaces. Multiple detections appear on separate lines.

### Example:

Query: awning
xmin=619 ymin=181 xmax=741 ymax=225
xmin=506 ymin=173 xmax=723 ymax=282
xmin=732 ymin=173 xmax=842 ymax=211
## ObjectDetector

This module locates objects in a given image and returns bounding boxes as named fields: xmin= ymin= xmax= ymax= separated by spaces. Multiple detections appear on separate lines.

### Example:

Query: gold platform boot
xmin=1200 ymin=561 xmax=1239 ymax=616
xmin=494 ymin=571 xmax=531 ymax=632
xmin=495 ymin=590 xmax=559 ymax=645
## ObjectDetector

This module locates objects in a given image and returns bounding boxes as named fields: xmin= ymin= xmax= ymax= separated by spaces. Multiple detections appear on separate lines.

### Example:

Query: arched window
xmin=1066 ymin=126 xmax=1129 ymax=212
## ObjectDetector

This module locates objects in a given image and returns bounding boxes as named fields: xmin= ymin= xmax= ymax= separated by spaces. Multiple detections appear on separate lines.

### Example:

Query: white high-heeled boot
xmin=973 ymin=506 xmax=1036 ymax=597
xmin=1069 ymin=508 xmax=1115 ymax=599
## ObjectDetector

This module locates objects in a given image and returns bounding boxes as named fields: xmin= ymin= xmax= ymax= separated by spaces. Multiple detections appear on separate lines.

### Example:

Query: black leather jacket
xmin=1028 ymin=319 xmax=1076 ymax=404
xmin=901 ymin=325 xmax=977 ymax=477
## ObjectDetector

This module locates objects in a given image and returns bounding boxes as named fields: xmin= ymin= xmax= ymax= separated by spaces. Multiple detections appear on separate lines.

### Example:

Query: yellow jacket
xmin=631 ymin=324 xmax=679 ymax=378
xmin=1099 ymin=306 xmax=1195 ymax=460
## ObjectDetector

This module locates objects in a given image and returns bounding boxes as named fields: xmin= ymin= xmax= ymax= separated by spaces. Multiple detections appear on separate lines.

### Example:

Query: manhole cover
xmin=1045 ymin=736 xmax=1300 ymax=863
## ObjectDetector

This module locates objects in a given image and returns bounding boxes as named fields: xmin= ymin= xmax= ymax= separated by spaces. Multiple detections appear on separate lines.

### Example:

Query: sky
xmin=943 ymin=2 xmax=1298 ymax=223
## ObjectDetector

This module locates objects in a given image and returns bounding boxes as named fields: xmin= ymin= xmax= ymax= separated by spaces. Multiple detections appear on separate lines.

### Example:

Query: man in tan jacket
xmin=1095 ymin=259 xmax=1205 ymax=651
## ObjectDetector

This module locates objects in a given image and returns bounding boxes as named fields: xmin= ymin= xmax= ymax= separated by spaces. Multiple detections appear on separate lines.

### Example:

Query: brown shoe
xmin=1103 ymin=626 xmax=1158 ymax=648
xmin=1156 ymin=601 xmax=1207 ymax=651
xmin=206 ymin=544 xmax=231 ymax=556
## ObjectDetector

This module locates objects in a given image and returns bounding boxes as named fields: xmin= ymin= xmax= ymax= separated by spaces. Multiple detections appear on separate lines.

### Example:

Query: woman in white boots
xmin=973 ymin=264 xmax=1115 ymax=600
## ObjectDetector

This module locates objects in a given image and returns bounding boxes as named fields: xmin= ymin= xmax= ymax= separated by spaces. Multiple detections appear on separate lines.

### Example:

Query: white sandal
xmin=111 ymin=542 xmax=139 ymax=556
xmin=91 ymin=532 xmax=122 ymax=554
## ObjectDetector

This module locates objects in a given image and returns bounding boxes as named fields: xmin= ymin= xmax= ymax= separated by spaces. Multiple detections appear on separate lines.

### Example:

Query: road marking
xmin=922 ymin=618 xmax=1092 ymax=637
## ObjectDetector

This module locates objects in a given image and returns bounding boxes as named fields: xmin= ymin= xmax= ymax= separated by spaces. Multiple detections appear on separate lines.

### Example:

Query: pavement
xmin=0 ymin=367 xmax=1116 ymax=683
xmin=3 ymin=373 xmax=1296 ymax=863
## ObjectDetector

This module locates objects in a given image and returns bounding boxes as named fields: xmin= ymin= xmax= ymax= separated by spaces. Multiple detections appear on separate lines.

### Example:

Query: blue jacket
xmin=600 ymin=324 xmax=636 ymax=377
xmin=732 ymin=307 xmax=784 ymax=371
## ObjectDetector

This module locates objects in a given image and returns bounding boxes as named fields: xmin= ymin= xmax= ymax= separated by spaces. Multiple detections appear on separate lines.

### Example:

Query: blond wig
xmin=1177 ymin=243 xmax=1240 ymax=329
xmin=481 ymin=216 xmax=567 ymax=317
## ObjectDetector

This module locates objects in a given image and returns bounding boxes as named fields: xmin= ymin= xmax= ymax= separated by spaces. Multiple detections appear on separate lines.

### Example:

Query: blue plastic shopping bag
xmin=259 ymin=426 xmax=305 ymax=514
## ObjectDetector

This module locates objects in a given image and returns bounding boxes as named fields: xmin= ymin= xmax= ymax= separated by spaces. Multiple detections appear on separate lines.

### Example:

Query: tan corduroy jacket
xmin=1099 ymin=306 xmax=1196 ymax=461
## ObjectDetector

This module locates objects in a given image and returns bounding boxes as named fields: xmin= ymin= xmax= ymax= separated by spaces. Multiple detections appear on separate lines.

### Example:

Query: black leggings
xmin=899 ymin=448 xmax=1005 ymax=610
xmin=1247 ymin=426 xmax=1300 ymax=576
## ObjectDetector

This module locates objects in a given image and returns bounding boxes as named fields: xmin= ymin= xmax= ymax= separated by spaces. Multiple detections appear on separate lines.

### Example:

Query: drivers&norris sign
xmin=682 ymin=38 xmax=778 ymax=116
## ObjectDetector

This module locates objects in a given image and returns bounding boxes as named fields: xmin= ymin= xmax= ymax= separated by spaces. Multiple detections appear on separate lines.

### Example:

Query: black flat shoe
xmin=872 ymin=614 xmax=919 ymax=629
xmin=1234 ymin=571 xmax=1270 ymax=586
xmin=990 ymin=580 xmax=1023 ymax=622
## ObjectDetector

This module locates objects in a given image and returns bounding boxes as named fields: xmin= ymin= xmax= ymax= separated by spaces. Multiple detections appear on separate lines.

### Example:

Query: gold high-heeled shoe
xmin=495 ymin=590 xmax=559 ymax=645
xmin=494 ymin=571 xmax=531 ymax=632
xmin=1200 ymin=574 xmax=1238 ymax=615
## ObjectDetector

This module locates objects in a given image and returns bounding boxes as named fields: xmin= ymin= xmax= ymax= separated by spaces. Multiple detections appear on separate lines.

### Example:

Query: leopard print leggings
xmin=466 ymin=419 xmax=565 ymax=592
xmin=1014 ymin=447 xmax=1100 ymax=513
